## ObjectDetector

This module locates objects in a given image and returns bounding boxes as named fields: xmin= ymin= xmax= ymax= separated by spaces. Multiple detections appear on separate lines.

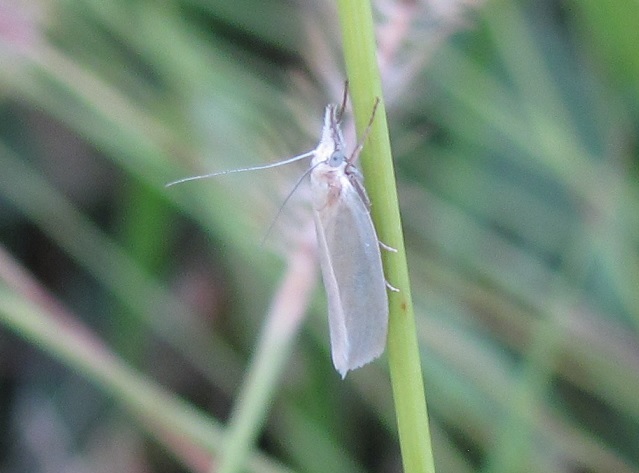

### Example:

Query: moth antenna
xmin=336 ymin=80 xmax=349 ymax=123
xmin=259 ymin=161 xmax=321 ymax=246
xmin=165 ymin=150 xmax=315 ymax=187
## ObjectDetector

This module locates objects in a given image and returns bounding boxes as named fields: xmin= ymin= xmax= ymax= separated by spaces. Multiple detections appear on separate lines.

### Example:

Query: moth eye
xmin=328 ymin=151 xmax=345 ymax=167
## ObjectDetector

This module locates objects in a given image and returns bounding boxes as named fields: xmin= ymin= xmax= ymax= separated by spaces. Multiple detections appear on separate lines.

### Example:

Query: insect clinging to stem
xmin=167 ymin=84 xmax=394 ymax=377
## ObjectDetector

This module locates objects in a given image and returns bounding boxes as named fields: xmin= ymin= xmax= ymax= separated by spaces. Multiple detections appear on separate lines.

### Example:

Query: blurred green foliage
xmin=0 ymin=1 xmax=638 ymax=473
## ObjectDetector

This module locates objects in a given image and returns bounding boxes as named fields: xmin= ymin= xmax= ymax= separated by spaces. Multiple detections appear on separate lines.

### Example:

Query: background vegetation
xmin=1 ymin=0 xmax=638 ymax=472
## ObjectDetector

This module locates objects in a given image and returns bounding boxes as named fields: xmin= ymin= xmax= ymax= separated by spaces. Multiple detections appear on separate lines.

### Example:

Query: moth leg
xmin=385 ymin=280 xmax=400 ymax=292
xmin=347 ymin=171 xmax=371 ymax=209
xmin=381 ymin=245 xmax=400 ymax=291
xmin=344 ymin=97 xmax=383 ymax=207
xmin=347 ymin=97 xmax=381 ymax=166
xmin=379 ymin=240 xmax=399 ymax=292
xmin=379 ymin=240 xmax=397 ymax=252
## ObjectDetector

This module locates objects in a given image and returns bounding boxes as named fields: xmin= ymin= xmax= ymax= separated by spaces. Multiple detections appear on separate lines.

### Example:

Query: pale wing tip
xmin=334 ymin=346 xmax=385 ymax=379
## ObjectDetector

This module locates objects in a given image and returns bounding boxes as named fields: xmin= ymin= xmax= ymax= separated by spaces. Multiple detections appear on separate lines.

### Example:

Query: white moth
xmin=309 ymin=101 xmax=388 ymax=377
xmin=167 ymin=91 xmax=390 ymax=378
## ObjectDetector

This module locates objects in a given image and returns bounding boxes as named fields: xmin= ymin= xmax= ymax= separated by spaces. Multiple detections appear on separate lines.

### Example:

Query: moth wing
xmin=313 ymin=183 xmax=388 ymax=378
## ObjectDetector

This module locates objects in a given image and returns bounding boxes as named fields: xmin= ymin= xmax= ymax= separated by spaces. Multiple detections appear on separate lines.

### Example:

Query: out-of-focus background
xmin=1 ymin=0 xmax=638 ymax=472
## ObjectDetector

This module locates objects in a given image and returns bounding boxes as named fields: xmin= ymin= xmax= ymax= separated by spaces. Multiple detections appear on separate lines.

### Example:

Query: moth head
xmin=328 ymin=150 xmax=346 ymax=168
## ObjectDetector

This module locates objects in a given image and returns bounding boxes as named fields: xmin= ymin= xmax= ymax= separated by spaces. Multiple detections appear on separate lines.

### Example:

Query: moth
xmin=167 ymin=87 xmax=391 ymax=377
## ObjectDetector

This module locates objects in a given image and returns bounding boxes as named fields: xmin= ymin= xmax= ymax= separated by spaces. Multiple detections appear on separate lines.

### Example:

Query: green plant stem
xmin=216 ymin=233 xmax=318 ymax=473
xmin=335 ymin=1 xmax=435 ymax=473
